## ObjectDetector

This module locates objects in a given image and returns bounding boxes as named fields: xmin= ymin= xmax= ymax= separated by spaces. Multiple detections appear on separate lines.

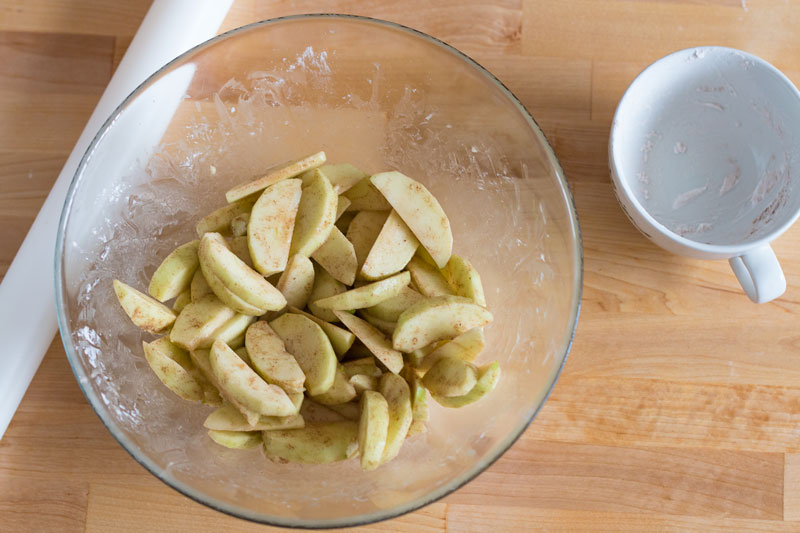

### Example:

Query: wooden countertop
xmin=2 ymin=1 xmax=800 ymax=531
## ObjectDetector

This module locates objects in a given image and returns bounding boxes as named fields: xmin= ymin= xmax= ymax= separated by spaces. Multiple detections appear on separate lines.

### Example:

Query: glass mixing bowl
xmin=55 ymin=15 xmax=582 ymax=528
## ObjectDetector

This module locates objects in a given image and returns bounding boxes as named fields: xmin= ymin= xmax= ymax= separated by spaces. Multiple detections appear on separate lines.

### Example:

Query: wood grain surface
xmin=2 ymin=1 xmax=800 ymax=531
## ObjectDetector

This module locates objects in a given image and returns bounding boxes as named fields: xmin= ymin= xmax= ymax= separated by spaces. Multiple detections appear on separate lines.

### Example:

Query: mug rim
xmin=609 ymin=45 xmax=800 ymax=256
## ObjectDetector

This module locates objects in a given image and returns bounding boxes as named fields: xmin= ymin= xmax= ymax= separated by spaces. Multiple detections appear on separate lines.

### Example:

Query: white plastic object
xmin=0 ymin=0 xmax=233 ymax=440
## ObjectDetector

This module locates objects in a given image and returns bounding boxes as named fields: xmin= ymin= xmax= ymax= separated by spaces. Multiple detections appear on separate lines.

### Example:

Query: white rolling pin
xmin=0 ymin=0 xmax=234 ymax=439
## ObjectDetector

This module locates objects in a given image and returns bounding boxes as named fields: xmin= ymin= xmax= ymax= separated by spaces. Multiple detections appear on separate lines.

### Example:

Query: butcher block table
xmin=2 ymin=1 xmax=800 ymax=531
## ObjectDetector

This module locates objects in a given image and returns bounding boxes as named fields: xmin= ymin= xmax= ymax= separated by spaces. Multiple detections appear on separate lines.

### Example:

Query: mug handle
xmin=728 ymin=245 xmax=786 ymax=303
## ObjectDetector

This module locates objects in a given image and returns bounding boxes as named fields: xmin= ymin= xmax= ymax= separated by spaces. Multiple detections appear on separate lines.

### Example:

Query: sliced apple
xmin=287 ymin=306 xmax=354 ymax=359
xmin=433 ymin=361 xmax=501 ymax=408
xmin=245 ymin=321 xmax=305 ymax=393
xmin=201 ymin=262 xmax=264 ymax=316
xmin=415 ymin=245 xmax=438 ymax=268
xmin=366 ymin=285 xmax=424 ymax=322
xmin=343 ymin=177 xmax=392 ymax=211
xmin=311 ymin=365 xmax=356 ymax=406
xmin=358 ymin=390 xmax=389 ymax=471
xmin=402 ymin=367 xmax=428 ymax=436
xmin=311 ymin=226 xmax=357 ymax=285
xmin=209 ymin=339 xmax=297 ymax=417
xmin=405 ymin=256 xmax=453 ymax=297
xmin=334 ymin=311 xmax=403 ymax=374
xmin=342 ymin=357 xmax=381 ymax=378
xmin=421 ymin=356 xmax=478 ymax=397
xmin=203 ymin=404 xmax=304 ymax=431
xmin=172 ymin=290 xmax=191 ymax=313
xmin=289 ymin=170 xmax=337 ymax=257
xmin=378 ymin=373 xmax=412 ymax=463
xmin=195 ymin=197 xmax=256 ymax=237
xmin=418 ymin=327 xmax=485 ymax=373
xmin=335 ymin=196 xmax=351 ymax=220
xmin=148 ymin=240 xmax=199 ymax=302
xmin=262 ymin=421 xmax=358 ymax=464
xmin=269 ymin=313 xmax=337 ymax=396
xmin=370 ymin=171 xmax=452 ymax=268
xmin=359 ymin=311 xmax=395 ymax=336
xmin=301 ymin=163 xmax=368 ymax=194
xmin=227 ymin=235 xmax=254 ymax=268
xmin=234 ymin=346 xmax=252 ymax=367
xmin=247 ymin=178 xmax=302 ymax=275
xmin=349 ymin=374 xmax=378 ymax=396
xmin=276 ymin=255 xmax=315 ymax=310
xmin=326 ymin=401 xmax=360 ymax=421
xmin=393 ymin=295 xmax=493 ymax=352
xmin=208 ymin=429 xmax=262 ymax=449
xmin=197 ymin=313 xmax=255 ymax=350
xmin=442 ymin=254 xmax=486 ymax=306
xmin=142 ymin=337 xmax=203 ymax=402
xmin=345 ymin=210 xmax=388 ymax=269
xmin=307 ymin=263 xmax=347 ymax=322
xmin=226 ymin=151 xmax=326 ymax=203
xmin=360 ymin=211 xmax=419 ymax=280
xmin=199 ymin=232 xmax=286 ymax=312
xmin=169 ymin=294 xmax=234 ymax=350
xmin=335 ymin=210 xmax=357 ymax=233
xmin=190 ymin=269 xmax=213 ymax=301
xmin=230 ymin=213 xmax=249 ymax=237
xmin=313 ymin=271 xmax=410 ymax=311
xmin=300 ymin=398 xmax=349 ymax=424
xmin=113 ymin=279 xmax=176 ymax=334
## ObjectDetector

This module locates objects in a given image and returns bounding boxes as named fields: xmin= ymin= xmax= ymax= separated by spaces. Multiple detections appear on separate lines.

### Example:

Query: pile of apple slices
xmin=112 ymin=152 xmax=500 ymax=470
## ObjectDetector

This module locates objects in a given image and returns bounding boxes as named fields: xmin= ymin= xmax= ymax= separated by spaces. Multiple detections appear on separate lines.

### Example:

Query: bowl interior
xmin=57 ymin=16 xmax=581 ymax=528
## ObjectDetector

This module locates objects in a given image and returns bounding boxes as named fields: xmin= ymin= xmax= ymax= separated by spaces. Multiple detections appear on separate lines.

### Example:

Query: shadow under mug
xmin=609 ymin=46 xmax=800 ymax=303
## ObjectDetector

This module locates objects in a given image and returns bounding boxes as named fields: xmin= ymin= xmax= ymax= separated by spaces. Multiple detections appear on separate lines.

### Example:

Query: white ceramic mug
xmin=610 ymin=47 xmax=800 ymax=303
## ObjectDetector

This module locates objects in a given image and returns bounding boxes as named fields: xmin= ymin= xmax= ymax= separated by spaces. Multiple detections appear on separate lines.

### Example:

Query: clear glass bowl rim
xmin=54 ymin=13 xmax=584 ymax=529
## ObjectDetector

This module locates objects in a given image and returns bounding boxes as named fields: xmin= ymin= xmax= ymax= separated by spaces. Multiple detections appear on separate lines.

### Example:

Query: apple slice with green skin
xmin=343 ymin=177 xmax=392 ymax=211
xmin=359 ymin=390 xmax=389 ymax=471
xmin=404 ymin=343 xmax=438 ymax=369
xmin=172 ymin=291 xmax=191 ymax=313
xmin=227 ymin=236 xmax=254 ymax=268
xmin=334 ymin=311 xmax=403 ymax=374
xmin=359 ymin=311 xmax=395 ymax=336
xmin=148 ymin=240 xmax=199 ymax=302
xmin=142 ymin=337 xmax=203 ymax=402
xmin=209 ymin=339 xmax=297 ymax=417
xmin=226 ymin=151 xmax=326 ymax=203
xmin=433 ymin=361 xmax=501 ymax=408
xmin=370 ymin=171 xmax=452 ymax=268
xmin=197 ymin=314 xmax=255 ymax=350
xmin=360 ymin=211 xmax=419 ymax=281
xmin=301 ymin=163 xmax=368 ymax=194
xmin=287 ymin=307 xmax=354 ymax=359
xmin=200 ymin=262 xmax=264 ymax=316
xmin=421 ymin=356 xmax=478 ymax=397
xmin=307 ymin=263 xmax=347 ymax=323
xmin=262 ymin=421 xmax=358 ymax=464
xmin=378 ymin=373 xmax=412 ymax=463
xmin=190 ymin=269 xmax=213 ymax=301
xmin=269 ymin=313 xmax=337 ymax=396
xmin=195 ymin=197 xmax=256 ymax=237
xmin=113 ymin=279 xmax=176 ymax=334
xmin=349 ymin=374 xmax=378 ymax=396
xmin=405 ymin=256 xmax=453 ymax=297
xmin=314 ymin=271 xmax=410 ymax=311
xmin=276 ymin=255 xmax=315 ymax=310
xmin=230 ymin=213 xmax=249 ymax=237
xmin=335 ymin=196 xmax=351 ymax=220
xmin=208 ymin=429 xmax=262 ymax=449
xmin=393 ymin=295 xmax=492 ymax=352
xmin=346 ymin=210 xmax=388 ymax=269
xmin=418 ymin=327 xmax=485 ymax=373
xmin=403 ymin=367 xmax=429 ymax=436
xmin=247 ymin=178 xmax=302 ymax=275
xmin=366 ymin=285 xmax=424 ymax=322
xmin=311 ymin=226 xmax=357 ymax=285
xmin=442 ymin=254 xmax=486 ymax=306
xmin=311 ymin=365 xmax=356 ymax=406
xmin=245 ymin=321 xmax=305 ymax=393
xmin=289 ymin=170 xmax=337 ymax=257
xmin=199 ymin=232 xmax=286 ymax=311
xmin=343 ymin=357 xmax=381 ymax=378
xmin=204 ymin=404 xmax=305 ymax=431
